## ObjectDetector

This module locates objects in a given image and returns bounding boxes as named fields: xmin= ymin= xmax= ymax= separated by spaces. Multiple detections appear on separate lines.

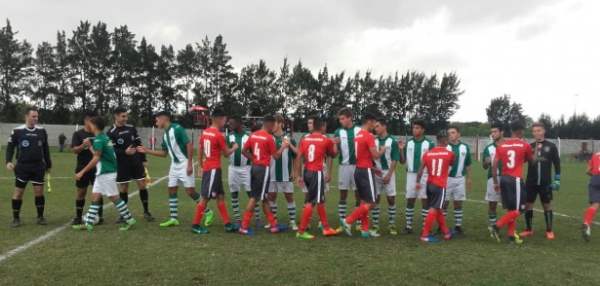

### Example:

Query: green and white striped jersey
xmin=404 ymin=137 xmax=435 ymax=173
xmin=270 ymin=134 xmax=296 ymax=182
xmin=228 ymin=130 xmax=250 ymax=167
xmin=334 ymin=125 xmax=361 ymax=165
xmin=92 ymin=133 xmax=117 ymax=175
xmin=161 ymin=123 xmax=190 ymax=164
xmin=482 ymin=142 xmax=502 ymax=179
xmin=447 ymin=141 xmax=472 ymax=177
xmin=375 ymin=135 xmax=400 ymax=170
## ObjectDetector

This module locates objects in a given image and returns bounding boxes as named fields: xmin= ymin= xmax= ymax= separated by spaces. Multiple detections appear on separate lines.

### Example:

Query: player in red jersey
xmin=192 ymin=108 xmax=239 ymax=235
xmin=489 ymin=122 xmax=534 ymax=244
xmin=293 ymin=117 xmax=339 ymax=240
xmin=416 ymin=130 xmax=455 ymax=243
xmin=239 ymin=115 xmax=289 ymax=235
xmin=581 ymin=152 xmax=600 ymax=241
xmin=339 ymin=113 xmax=385 ymax=238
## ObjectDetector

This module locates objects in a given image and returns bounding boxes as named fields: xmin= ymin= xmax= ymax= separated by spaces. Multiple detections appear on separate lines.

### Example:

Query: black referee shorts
xmin=200 ymin=168 xmax=224 ymax=199
xmin=249 ymin=165 xmax=270 ymax=201
xmin=500 ymin=176 xmax=526 ymax=211
xmin=526 ymin=184 xmax=553 ymax=204
xmin=75 ymin=167 xmax=96 ymax=189
xmin=116 ymin=158 xmax=145 ymax=184
xmin=303 ymin=169 xmax=326 ymax=204
xmin=15 ymin=162 xmax=45 ymax=189
xmin=353 ymin=167 xmax=376 ymax=204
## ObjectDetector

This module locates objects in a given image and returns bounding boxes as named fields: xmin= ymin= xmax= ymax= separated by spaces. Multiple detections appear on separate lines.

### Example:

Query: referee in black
xmin=521 ymin=122 xmax=561 ymax=240
xmin=5 ymin=107 xmax=51 ymax=227
xmin=107 ymin=107 xmax=154 ymax=222
xmin=70 ymin=111 xmax=104 ymax=225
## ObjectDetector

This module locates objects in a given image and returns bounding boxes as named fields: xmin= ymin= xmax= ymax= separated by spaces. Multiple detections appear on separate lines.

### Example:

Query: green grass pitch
xmin=0 ymin=149 xmax=598 ymax=286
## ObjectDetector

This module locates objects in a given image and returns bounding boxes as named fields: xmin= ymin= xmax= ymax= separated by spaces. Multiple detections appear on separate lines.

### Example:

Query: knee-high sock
xmin=338 ymin=199 xmax=347 ymax=220
xmin=119 ymin=192 xmax=129 ymax=204
xmin=168 ymin=193 xmax=178 ymax=219
xmin=217 ymin=200 xmax=230 ymax=225
xmin=84 ymin=202 xmax=101 ymax=225
xmin=231 ymin=193 xmax=241 ymax=223
xmin=346 ymin=203 xmax=369 ymax=225
xmin=98 ymin=197 xmax=104 ymax=218
xmin=269 ymin=201 xmax=278 ymax=221
xmin=421 ymin=209 xmax=438 ymax=237
xmin=360 ymin=211 xmax=370 ymax=232
xmin=241 ymin=210 xmax=253 ymax=230
xmin=454 ymin=208 xmax=463 ymax=227
xmin=35 ymin=195 xmax=45 ymax=218
xmin=584 ymin=207 xmax=597 ymax=225
xmin=388 ymin=205 xmax=396 ymax=226
xmin=76 ymin=199 xmax=85 ymax=219
xmin=508 ymin=220 xmax=516 ymax=237
xmin=437 ymin=209 xmax=449 ymax=235
xmin=421 ymin=208 xmax=429 ymax=227
xmin=488 ymin=211 xmax=497 ymax=226
xmin=192 ymin=201 xmax=207 ymax=225
xmin=405 ymin=207 xmax=414 ymax=229
xmin=254 ymin=205 xmax=261 ymax=221
xmin=299 ymin=204 xmax=313 ymax=232
xmin=12 ymin=199 xmax=22 ymax=219
xmin=371 ymin=206 xmax=380 ymax=229
xmin=263 ymin=204 xmax=277 ymax=226
xmin=114 ymin=199 xmax=132 ymax=221
xmin=287 ymin=202 xmax=296 ymax=223
xmin=544 ymin=210 xmax=553 ymax=232
xmin=317 ymin=203 xmax=330 ymax=229
xmin=139 ymin=188 xmax=149 ymax=213
xmin=497 ymin=210 xmax=520 ymax=229
xmin=524 ymin=209 xmax=533 ymax=230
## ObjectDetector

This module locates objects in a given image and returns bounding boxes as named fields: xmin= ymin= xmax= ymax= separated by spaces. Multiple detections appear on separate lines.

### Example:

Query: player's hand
xmin=6 ymin=162 xmax=14 ymax=171
xmin=75 ymin=171 xmax=84 ymax=181
xmin=398 ymin=140 xmax=405 ymax=150
xmin=125 ymin=145 xmax=137 ymax=155
xmin=187 ymin=164 xmax=193 ymax=176
xmin=136 ymin=146 xmax=147 ymax=154
xmin=325 ymin=173 xmax=331 ymax=183
xmin=383 ymin=174 xmax=392 ymax=185
xmin=231 ymin=143 xmax=239 ymax=151
xmin=82 ymin=138 xmax=91 ymax=148
xmin=415 ymin=183 xmax=421 ymax=191
xmin=494 ymin=183 xmax=500 ymax=193
xmin=551 ymin=174 xmax=561 ymax=191
xmin=282 ymin=139 xmax=290 ymax=148
xmin=333 ymin=137 xmax=341 ymax=144
xmin=296 ymin=177 xmax=304 ymax=188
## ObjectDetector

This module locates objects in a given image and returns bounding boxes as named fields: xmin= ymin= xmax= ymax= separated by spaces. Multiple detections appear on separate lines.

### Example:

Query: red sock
xmin=317 ymin=203 xmax=330 ymax=229
xmin=421 ymin=209 xmax=437 ymax=237
xmin=299 ymin=204 xmax=313 ymax=232
xmin=360 ymin=211 xmax=370 ymax=232
xmin=192 ymin=202 xmax=206 ymax=225
xmin=508 ymin=220 xmax=516 ymax=237
xmin=241 ymin=210 xmax=253 ymax=229
xmin=496 ymin=210 xmax=520 ymax=229
xmin=436 ymin=209 xmax=449 ymax=235
xmin=217 ymin=200 xmax=230 ymax=225
xmin=584 ymin=207 xmax=598 ymax=225
xmin=263 ymin=204 xmax=277 ymax=226
xmin=345 ymin=203 xmax=369 ymax=225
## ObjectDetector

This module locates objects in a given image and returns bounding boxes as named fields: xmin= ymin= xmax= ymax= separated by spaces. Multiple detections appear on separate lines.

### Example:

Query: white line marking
xmin=0 ymin=174 xmax=169 ymax=263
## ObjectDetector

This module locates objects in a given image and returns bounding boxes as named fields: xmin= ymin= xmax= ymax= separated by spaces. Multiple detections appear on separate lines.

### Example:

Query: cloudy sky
xmin=2 ymin=0 xmax=598 ymax=122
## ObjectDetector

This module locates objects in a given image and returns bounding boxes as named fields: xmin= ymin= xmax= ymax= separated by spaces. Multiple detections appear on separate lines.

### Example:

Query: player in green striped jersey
xmin=371 ymin=118 xmax=400 ymax=236
xmin=333 ymin=108 xmax=362 ymax=223
xmin=227 ymin=116 xmax=255 ymax=226
xmin=482 ymin=123 xmax=504 ymax=226
xmin=443 ymin=126 xmax=472 ymax=234
xmin=266 ymin=115 xmax=298 ymax=230
xmin=399 ymin=119 xmax=435 ymax=234
xmin=74 ymin=116 xmax=136 ymax=231
xmin=137 ymin=111 xmax=203 ymax=228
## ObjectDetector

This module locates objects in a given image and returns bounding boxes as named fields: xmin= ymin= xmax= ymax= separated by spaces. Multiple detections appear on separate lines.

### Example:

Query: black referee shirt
xmin=107 ymin=124 xmax=146 ymax=163
xmin=526 ymin=139 xmax=560 ymax=186
xmin=71 ymin=129 xmax=95 ymax=170
xmin=5 ymin=125 xmax=52 ymax=169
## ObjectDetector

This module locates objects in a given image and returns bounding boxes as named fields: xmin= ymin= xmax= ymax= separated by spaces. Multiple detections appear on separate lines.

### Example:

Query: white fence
xmin=0 ymin=123 xmax=597 ymax=158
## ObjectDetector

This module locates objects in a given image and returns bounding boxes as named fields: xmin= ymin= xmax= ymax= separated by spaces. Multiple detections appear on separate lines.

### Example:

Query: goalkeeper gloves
xmin=551 ymin=174 xmax=561 ymax=191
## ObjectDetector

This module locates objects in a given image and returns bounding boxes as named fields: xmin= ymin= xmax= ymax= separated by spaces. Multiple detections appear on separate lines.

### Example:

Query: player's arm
xmin=482 ymin=149 xmax=491 ymax=170
xmin=551 ymin=144 xmax=561 ymax=189
xmin=293 ymin=146 xmax=304 ymax=187
xmin=222 ymin=136 xmax=238 ymax=157
xmin=75 ymin=149 xmax=101 ymax=180
xmin=71 ymin=132 xmax=87 ymax=154
xmin=273 ymin=139 xmax=289 ymax=160
xmin=398 ymin=140 xmax=406 ymax=164
xmin=42 ymin=130 xmax=52 ymax=170
xmin=185 ymin=141 xmax=194 ymax=173
xmin=5 ymin=131 xmax=17 ymax=169
xmin=132 ymin=127 xmax=147 ymax=162
xmin=492 ymin=154 xmax=501 ymax=192
xmin=415 ymin=163 xmax=426 ymax=190
xmin=197 ymin=139 xmax=205 ymax=170
xmin=139 ymin=146 xmax=167 ymax=157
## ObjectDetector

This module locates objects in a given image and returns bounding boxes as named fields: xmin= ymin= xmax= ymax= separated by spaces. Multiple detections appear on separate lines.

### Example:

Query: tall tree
xmin=110 ymin=25 xmax=138 ymax=108
xmin=67 ymin=21 xmax=92 ymax=111
xmin=486 ymin=94 xmax=527 ymax=131
xmin=0 ymin=19 xmax=33 ymax=118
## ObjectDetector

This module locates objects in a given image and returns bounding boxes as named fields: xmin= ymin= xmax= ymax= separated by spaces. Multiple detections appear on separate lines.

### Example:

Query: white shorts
xmin=270 ymin=181 xmax=294 ymax=193
xmin=375 ymin=170 xmax=396 ymax=197
xmin=228 ymin=166 xmax=251 ymax=193
xmin=445 ymin=177 xmax=466 ymax=201
xmin=406 ymin=172 xmax=428 ymax=199
xmin=338 ymin=164 xmax=356 ymax=190
xmin=168 ymin=161 xmax=195 ymax=188
xmin=485 ymin=178 xmax=501 ymax=202
xmin=92 ymin=173 xmax=119 ymax=197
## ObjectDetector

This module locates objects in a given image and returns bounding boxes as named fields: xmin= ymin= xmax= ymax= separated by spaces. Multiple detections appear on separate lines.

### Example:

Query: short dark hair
xmin=510 ymin=121 xmax=525 ymax=132
xmin=377 ymin=117 xmax=388 ymax=126
xmin=263 ymin=115 xmax=276 ymax=123
xmin=361 ymin=112 xmax=377 ymax=123
xmin=448 ymin=125 xmax=460 ymax=133
xmin=113 ymin=106 xmax=128 ymax=115
xmin=25 ymin=106 xmax=38 ymax=115
xmin=436 ymin=130 xmax=448 ymax=140
xmin=313 ymin=117 xmax=325 ymax=131
xmin=531 ymin=122 xmax=545 ymax=129
xmin=337 ymin=107 xmax=353 ymax=118
xmin=491 ymin=122 xmax=504 ymax=131
xmin=274 ymin=114 xmax=285 ymax=123
xmin=155 ymin=111 xmax=171 ymax=119
xmin=211 ymin=107 xmax=226 ymax=118
xmin=229 ymin=115 xmax=242 ymax=122
xmin=83 ymin=111 xmax=97 ymax=119
xmin=411 ymin=119 xmax=426 ymax=129
xmin=90 ymin=116 xmax=106 ymax=131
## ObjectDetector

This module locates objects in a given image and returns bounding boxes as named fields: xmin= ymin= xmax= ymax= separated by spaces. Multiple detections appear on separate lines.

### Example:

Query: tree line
xmin=0 ymin=19 xmax=463 ymax=133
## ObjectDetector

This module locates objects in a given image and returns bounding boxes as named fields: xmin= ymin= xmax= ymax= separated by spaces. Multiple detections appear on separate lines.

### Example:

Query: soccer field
xmin=0 ymin=150 xmax=598 ymax=286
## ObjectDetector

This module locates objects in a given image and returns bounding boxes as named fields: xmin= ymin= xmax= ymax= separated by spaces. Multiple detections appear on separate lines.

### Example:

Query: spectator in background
xmin=58 ymin=133 xmax=67 ymax=152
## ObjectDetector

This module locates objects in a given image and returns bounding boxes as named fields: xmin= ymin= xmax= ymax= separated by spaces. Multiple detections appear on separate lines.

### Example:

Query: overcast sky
xmin=2 ymin=0 xmax=598 ymax=122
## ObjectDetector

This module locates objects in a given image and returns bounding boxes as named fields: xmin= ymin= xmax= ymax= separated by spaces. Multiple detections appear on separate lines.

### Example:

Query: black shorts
xmin=588 ymin=176 xmax=600 ymax=203
xmin=500 ymin=176 xmax=526 ymax=211
xmin=249 ymin=165 xmax=270 ymax=201
xmin=426 ymin=184 xmax=446 ymax=209
xmin=303 ymin=169 xmax=326 ymax=204
xmin=15 ymin=162 xmax=45 ymax=188
xmin=75 ymin=167 xmax=96 ymax=189
xmin=526 ymin=184 xmax=553 ymax=204
xmin=116 ymin=158 xmax=145 ymax=184
xmin=353 ymin=167 xmax=376 ymax=204
xmin=201 ymin=168 xmax=224 ymax=199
